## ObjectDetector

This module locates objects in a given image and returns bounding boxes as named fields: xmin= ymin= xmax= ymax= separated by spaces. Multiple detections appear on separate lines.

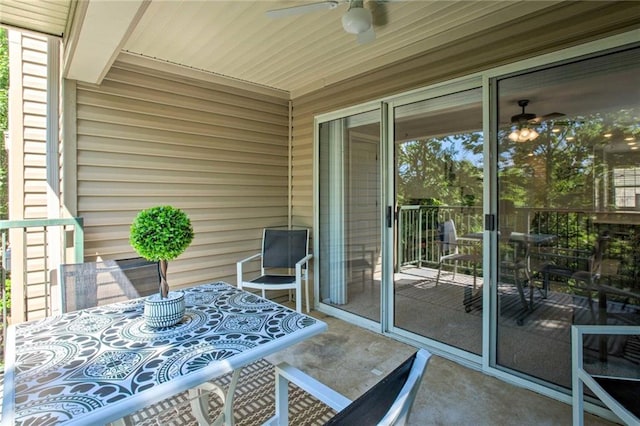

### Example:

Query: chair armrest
xmin=295 ymin=254 xmax=313 ymax=276
xmin=572 ymin=325 xmax=640 ymax=425
xmin=346 ymin=244 xmax=375 ymax=265
xmin=437 ymin=238 xmax=480 ymax=257
xmin=263 ymin=362 xmax=350 ymax=426
xmin=237 ymin=253 xmax=262 ymax=288
xmin=276 ymin=362 xmax=351 ymax=411
xmin=437 ymin=238 xmax=479 ymax=248
xmin=456 ymin=237 xmax=480 ymax=244
xmin=296 ymin=254 xmax=313 ymax=278
xmin=237 ymin=252 xmax=262 ymax=265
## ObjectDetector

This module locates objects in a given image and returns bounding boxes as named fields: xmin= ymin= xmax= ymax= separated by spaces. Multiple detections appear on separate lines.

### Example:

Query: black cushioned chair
xmin=266 ymin=348 xmax=431 ymax=426
xmin=237 ymin=229 xmax=312 ymax=313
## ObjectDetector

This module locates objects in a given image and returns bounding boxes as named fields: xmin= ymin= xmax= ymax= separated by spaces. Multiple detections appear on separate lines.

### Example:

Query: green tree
xmin=396 ymin=132 xmax=483 ymax=207
xmin=500 ymin=109 xmax=639 ymax=211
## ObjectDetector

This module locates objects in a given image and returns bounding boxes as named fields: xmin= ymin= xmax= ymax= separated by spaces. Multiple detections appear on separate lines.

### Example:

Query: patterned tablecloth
xmin=2 ymin=282 xmax=327 ymax=425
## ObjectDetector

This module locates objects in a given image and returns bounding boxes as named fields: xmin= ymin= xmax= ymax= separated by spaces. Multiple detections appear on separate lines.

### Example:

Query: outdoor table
xmin=463 ymin=231 xmax=557 ymax=314
xmin=1 ymin=281 xmax=327 ymax=426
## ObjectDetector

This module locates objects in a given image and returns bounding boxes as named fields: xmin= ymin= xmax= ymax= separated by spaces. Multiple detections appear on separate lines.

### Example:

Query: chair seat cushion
xmin=441 ymin=253 xmax=478 ymax=262
xmin=594 ymin=377 xmax=640 ymax=418
xmin=347 ymin=259 xmax=371 ymax=270
xmin=325 ymin=354 xmax=415 ymax=425
xmin=540 ymin=264 xmax=575 ymax=278
xmin=250 ymin=275 xmax=296 ymax=285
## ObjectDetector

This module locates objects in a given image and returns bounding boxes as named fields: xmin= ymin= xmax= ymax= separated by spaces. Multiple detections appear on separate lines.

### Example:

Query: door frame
xmin=383 ymin=76 xmax=485 ymax=368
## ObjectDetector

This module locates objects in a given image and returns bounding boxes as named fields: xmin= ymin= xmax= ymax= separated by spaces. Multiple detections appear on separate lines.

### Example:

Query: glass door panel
xmin=318 ymin=110 xmax=381 ymax=321
xmin=393 ymin=88 xmax=484 ymax=355
xmin=495 ymin=47 xmax=640 ymax=389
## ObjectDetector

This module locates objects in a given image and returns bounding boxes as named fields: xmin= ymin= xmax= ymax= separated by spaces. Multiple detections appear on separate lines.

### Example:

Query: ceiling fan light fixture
xmin=508 ymin=100 xmax=540 ymax=142
xmin=342 ymin=6 xmax=372 ymax=34
xmin=509 ymin=127 xmax=539 ymax=142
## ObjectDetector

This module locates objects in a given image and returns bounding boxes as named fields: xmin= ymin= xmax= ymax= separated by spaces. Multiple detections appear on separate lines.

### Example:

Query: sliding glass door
xmin=317 ymin=108 xmax=381 ymax=322
xmin=316 ymin=38 xmax=638 ymax=400
xmin=494 ymin=46 xmax=640 ymax=388
xmin=390 ymin=86 xmax=484 ymax=355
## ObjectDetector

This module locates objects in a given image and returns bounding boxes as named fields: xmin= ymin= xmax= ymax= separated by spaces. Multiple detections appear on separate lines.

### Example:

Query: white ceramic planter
xmin=144 ymin=291 xmax=185 ymax=328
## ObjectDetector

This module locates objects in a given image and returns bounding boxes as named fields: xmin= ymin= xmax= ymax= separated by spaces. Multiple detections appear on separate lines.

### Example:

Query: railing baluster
xmin=396 ymin=205 xmax=618 ymax=282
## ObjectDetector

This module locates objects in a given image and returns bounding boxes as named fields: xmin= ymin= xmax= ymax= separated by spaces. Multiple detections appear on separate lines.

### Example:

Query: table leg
xmin=189 ymin=368 xmax=243 ymax=426
xmin=514 ymin=267 xmax=529 ymax=311
xmin=598 ymin=291 xmax=608 ymax=363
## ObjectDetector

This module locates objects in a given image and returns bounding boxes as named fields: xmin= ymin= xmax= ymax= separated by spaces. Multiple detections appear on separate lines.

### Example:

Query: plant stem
xmin=159 ymin=259 xmax=169 ymax=298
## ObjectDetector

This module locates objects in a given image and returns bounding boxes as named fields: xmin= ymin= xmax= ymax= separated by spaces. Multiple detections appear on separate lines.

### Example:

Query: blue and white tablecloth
xmin=2 ymin=281 xmax=326 ymax=425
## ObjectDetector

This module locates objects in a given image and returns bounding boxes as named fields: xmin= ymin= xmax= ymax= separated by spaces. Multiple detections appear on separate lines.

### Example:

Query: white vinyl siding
xmin=71 ymin=58 xmax=289 ymax=288
xmin=8 ymin=31 xmax=49 ymax=321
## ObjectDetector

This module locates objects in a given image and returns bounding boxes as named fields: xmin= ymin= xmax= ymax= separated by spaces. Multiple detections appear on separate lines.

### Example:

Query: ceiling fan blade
xmin=357 ymin=26 xmax=376 ymax=44
xmin=530 ymin=112 xmax=566 ymax=124
xmin=369 ymin=0 xmax=389 ymax=27
xmin=543 ymin=112 xmax=566 ymax=120
xmin=266 ymin=1 xmax=339 ymax=18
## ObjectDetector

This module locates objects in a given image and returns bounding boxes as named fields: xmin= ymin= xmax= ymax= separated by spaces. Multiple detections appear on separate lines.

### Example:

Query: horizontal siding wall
xmin=290 ymin=1 xmax=640 ymax=229
xmin=8 ymin=31 xmax=50 ymax=321
xmin=73 ymin=59 xmax=290 ymax=287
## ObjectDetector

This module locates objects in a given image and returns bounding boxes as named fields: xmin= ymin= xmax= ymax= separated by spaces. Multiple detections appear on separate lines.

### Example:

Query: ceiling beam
xmin=64 ymin=0 xmax=149 ymax=84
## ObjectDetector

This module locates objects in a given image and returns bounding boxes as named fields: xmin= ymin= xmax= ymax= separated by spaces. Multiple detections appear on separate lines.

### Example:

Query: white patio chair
xmin=346 ymin=243 xmax=376 ymax=289
xmin=435 ymin=219 xmax=480 ymax=288
xmin=237 ymin=228 xmax=312 ymax=313
xmin=265 ymin=348 xmax=431 ymax=426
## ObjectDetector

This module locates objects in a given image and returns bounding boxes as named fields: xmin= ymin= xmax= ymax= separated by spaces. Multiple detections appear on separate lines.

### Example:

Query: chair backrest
xmin=59 ymin=257 xmax=159 ymax=313
xmin=439 ymin=219 xmax=458 ymax=254
xmin=589 ymin=234 xmax=611 ymax=277
xmin=115 ymin=257 xmax=160 ymax=295
xmin=325 ymin=349 xmax=431 ymax=426
xmin=262 ymin=229 xmax=309 ymax=270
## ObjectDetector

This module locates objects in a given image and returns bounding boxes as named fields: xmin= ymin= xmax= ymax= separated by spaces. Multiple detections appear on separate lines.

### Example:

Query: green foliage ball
xmin=130 ymin=205 xmax=194 ymax=261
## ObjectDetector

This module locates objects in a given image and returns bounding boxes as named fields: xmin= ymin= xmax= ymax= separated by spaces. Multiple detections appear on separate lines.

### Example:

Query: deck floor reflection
xmin=327 ymin=266 xmax=640 ymax=390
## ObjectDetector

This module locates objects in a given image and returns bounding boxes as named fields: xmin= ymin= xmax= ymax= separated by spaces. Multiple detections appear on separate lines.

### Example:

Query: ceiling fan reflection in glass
xmin=509 ymin=126 xmax=539 ymax=142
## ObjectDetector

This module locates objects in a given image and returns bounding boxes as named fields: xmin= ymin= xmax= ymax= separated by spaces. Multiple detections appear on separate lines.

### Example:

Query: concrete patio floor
xmin=265 ymin=311 xmax=618 ymax=426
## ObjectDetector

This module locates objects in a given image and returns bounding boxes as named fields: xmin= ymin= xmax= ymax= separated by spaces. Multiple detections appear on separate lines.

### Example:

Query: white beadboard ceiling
xmin=122 ymin=0 xmax=562 ymax=97
xmin=1 ymin=0 xmax=633 ymax=98
xmin=0 ymin=0 xmax=70 ymax=36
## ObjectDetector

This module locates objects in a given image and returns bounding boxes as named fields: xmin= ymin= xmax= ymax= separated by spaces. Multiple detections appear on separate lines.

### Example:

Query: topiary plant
xmin=130 ymin=205 xmax=194 ymax=298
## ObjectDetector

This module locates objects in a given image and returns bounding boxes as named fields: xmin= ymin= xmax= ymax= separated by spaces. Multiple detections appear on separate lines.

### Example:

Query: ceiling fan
xmin=510 ymin=99 xmax=565 ymax=125
xmin=266 ymin=0 xmax=382 ymax=44
xmin=509 ymin=100 xmax=566 ymax=142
